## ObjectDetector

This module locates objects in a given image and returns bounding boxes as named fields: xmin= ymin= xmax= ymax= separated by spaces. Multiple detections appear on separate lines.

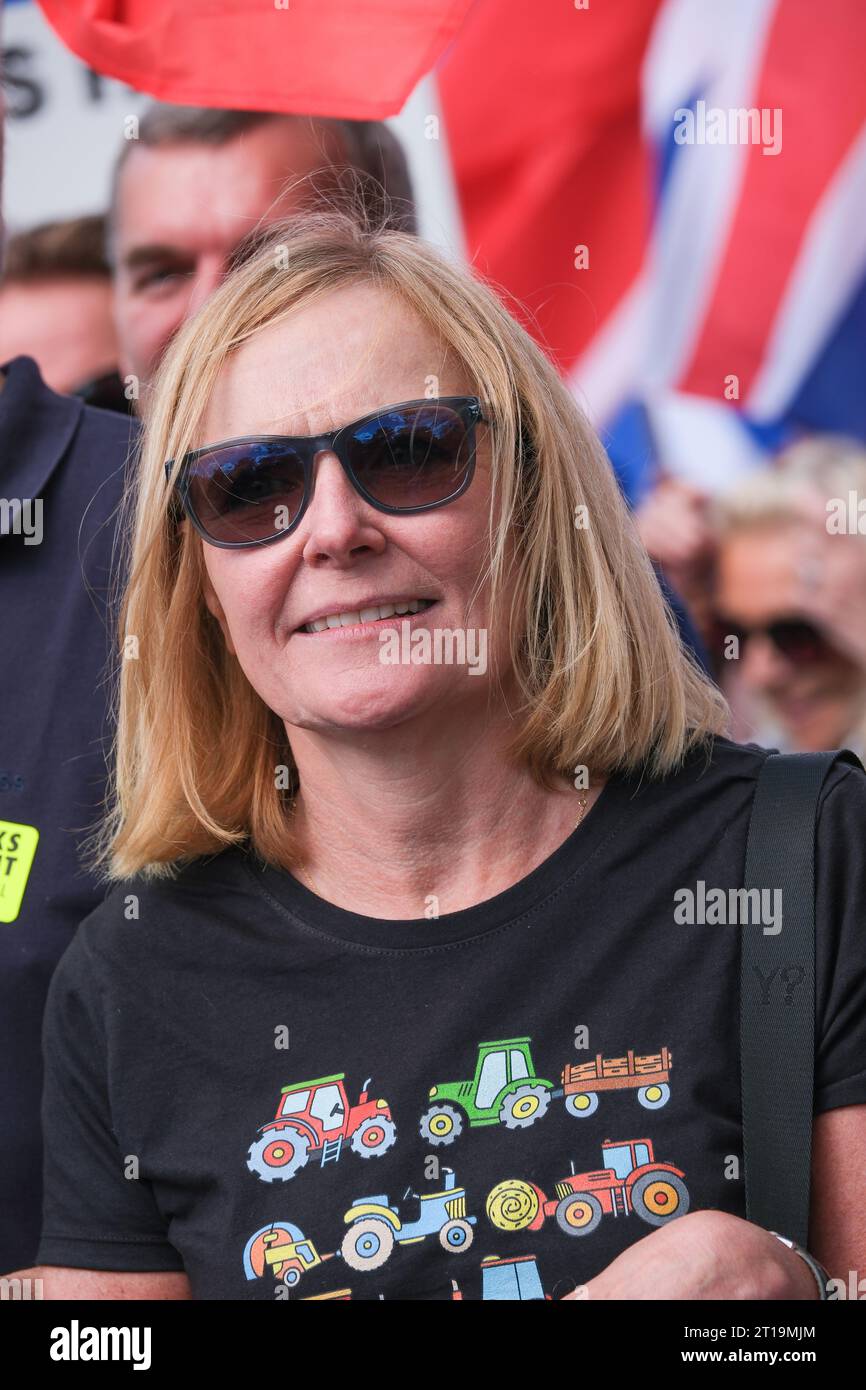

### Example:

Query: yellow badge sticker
xmin=0 ymin=821 xmax=40 ymax=923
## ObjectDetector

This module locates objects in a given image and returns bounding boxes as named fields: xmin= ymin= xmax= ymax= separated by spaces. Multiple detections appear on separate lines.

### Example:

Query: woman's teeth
xmin=303 ymin=598 xmax=435 ymax=633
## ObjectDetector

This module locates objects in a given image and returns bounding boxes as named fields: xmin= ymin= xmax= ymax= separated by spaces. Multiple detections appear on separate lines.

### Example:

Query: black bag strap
xmin=740 ymin=746 xmax=864 ymax=1247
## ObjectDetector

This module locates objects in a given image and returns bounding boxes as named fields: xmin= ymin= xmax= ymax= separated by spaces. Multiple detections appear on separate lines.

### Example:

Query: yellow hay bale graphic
xmin=486 ymin=1179 xmax=539 ymax=1231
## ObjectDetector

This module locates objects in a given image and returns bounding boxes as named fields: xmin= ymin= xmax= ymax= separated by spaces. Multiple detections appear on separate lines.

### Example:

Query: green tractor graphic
xmin=420 ymin=1038 xmax=555 ymax=1146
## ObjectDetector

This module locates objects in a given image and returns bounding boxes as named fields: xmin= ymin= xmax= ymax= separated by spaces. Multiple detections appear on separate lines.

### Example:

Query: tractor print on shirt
xmin=561 ymin=1048 xmax=672 ymax=1117
xmin=486 ymin=1136 xmax=690 ymax=1236
xmin=242 ymin=1220 xmax=330 ymax=1288
xmin=420 ymin=1038 xmax=555 ymax=1144
xmin=242 ymin=1169 xmax=476 ymax=1289
xmin=450 ymin=1253 xmax=550 ymax=1300
xmin=247 ymin=1072 xmax=396 ymax=1182
xmin=419 ymin=1039 xmax=673 ymax=1144
xmin=340 ymin=1167 xmax=477 ymax=1272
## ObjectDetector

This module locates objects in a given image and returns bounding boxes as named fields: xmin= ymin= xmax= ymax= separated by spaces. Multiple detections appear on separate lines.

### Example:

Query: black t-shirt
xmin=36 ymin=736 xmax=866 ymax=1300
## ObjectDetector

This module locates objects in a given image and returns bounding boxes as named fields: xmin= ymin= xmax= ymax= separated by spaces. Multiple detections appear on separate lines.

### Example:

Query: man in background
xmin=0 ymin=215 xmax=119 ymax=397
xmin=108 ymin=106 xmax=417 ymax=395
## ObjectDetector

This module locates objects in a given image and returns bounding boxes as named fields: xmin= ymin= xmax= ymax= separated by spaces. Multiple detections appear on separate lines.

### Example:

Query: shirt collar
xmin=0 ymin=355 xmax=86 ymax=499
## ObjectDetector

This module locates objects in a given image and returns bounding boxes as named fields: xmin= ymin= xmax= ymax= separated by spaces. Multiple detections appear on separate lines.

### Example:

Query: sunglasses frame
xmin=165 ymin=395 xmax=488 ymax=550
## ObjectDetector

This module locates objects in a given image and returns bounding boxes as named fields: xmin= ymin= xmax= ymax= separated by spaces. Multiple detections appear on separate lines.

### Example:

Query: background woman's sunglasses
xmin=165 ymin=396 xmax=486 ymax=548
xmin=712 ymin=614 xmax=836 ymax=663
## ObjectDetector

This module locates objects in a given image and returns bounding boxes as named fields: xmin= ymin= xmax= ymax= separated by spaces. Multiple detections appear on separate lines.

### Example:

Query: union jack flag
xmin=438 ymin=0 xmax=866 ymax=505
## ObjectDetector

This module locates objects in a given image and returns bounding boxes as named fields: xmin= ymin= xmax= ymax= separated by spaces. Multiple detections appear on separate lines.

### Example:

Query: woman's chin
xmin=287 ymin=681 xmax=448 ymax=733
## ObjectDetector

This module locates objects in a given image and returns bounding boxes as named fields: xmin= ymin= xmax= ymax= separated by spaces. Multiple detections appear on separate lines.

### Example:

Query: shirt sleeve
xmin=35 ymin=922 xmax=184 ymax=1272
xmin=813 ymin=760 xmax=866 ymax=1114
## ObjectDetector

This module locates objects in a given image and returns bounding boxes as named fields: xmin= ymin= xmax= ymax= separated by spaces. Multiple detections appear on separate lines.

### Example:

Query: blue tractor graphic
xmin=340 ymin=1168 xmax=477 ymax=1271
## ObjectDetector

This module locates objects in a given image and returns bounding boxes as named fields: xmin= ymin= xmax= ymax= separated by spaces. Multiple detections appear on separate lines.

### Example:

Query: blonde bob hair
xmin=95 ymin=208 xmax=729 ymax=881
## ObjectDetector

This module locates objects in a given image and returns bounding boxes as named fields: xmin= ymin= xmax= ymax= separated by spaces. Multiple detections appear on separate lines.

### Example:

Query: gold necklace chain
xmin=298 ymin=786 xmax=590 ymax=900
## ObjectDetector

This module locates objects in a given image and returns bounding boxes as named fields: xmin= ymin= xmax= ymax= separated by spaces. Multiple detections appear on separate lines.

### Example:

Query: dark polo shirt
xmin=0 ymin=355 xmax=138 ymax=1271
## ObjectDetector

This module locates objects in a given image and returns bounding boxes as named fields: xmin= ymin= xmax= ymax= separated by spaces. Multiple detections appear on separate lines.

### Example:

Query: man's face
xmin=111 ymin=118 xmax=342 ymax=392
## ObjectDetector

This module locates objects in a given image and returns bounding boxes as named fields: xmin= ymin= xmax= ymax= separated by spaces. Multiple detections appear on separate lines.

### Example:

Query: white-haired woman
xmin=22 ymin=213 xmax=866 ymax=1302
xmin=712 ymin=436 xmax=866 ymax=757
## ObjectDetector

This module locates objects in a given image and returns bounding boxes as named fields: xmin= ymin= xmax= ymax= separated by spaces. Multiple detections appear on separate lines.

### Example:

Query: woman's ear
xmin=201 ymin=569 xmax=237 ymax=656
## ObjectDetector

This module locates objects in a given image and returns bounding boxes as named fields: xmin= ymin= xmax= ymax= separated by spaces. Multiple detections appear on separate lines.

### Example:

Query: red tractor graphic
xmin=247 ymin=1072 xmax=396 ymax=1182
xmin=486 ymin=1137 xmax=689 ymax=1236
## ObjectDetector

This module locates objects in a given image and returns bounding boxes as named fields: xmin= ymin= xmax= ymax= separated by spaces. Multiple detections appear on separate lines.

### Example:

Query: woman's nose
xmin=301 ymin=444 xmax=378 ymax=536
xmin=298 ymin=450 xmax=385 ymax=562
xmin=306 ymin=449 xmax=358 ymax=510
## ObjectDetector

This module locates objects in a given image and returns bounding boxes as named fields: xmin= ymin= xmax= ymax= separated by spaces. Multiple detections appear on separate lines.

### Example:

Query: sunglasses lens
xmin=769 ymin=620 xmax=829 ymax=662
xmin=186 ymin=442 xmax=306 ymax=544
xmin=345 ymin=402 xmax=474 ymax=509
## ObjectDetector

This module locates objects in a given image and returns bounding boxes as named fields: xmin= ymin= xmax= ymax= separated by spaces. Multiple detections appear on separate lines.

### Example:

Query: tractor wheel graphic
xmin=555 ymin=1191 xmax=603 ymax=1237
xmin=419 ymin=1104 xmax=464 ymax=1147
xmin=637 ymin=1082 xmax=671 ymax=1111
xmin=499 ymin=1084 xmax=551 ymax=1129
xmin=281 ymin=1265 xmax=302 ymax=1288
xmin=350 ymin=1115 xmax=397 ymax=1159
xmin=564 ymin=1091 xmax=599 ymax=1119
xmin=631 ymin=1171 xmax=689 ymax=1226
xmin=439 ymin=1219 xmax=474 ymax=1254
xmin=341 ymin=1218 xmax=394 ymax=1272
xmin=246 ymin=1128 xmax=310 ymax=1183
xmin=486 ymin=1179 xmax=539 ymax=1232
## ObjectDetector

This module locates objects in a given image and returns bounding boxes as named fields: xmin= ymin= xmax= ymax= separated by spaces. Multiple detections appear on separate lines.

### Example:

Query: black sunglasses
xmin=165 ymin=396 xmax=487 ymax=549
xmin=712 ymin=614 xmax=835 ymax=663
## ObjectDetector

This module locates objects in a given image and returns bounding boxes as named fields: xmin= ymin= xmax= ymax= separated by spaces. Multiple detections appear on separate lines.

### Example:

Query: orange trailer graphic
xmin=560 ymin=1047 xmax=672 ymax=1117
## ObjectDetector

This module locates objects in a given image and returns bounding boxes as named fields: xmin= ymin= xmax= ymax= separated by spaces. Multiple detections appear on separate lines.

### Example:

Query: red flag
xmin=36 ymin=0 xmax=474 ymax=119
xmin=437 ymin=0 xmax=663 ymax=377
xmin=678 ymin=0 xmax=866 ymax=402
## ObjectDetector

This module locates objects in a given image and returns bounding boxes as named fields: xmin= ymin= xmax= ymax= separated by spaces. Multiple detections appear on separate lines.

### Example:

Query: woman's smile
xmin=294 ymin=596 xmax=439 ymax=637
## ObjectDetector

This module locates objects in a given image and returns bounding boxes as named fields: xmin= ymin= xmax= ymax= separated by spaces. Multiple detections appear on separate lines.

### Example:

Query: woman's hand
xmin=562 ymin=1210 xmax=820 ymax=1300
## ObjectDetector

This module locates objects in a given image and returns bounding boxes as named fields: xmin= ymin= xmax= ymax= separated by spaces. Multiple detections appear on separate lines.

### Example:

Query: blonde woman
xmin=713 ymin=437 xmax=866 ymax=756
xmin=23 ymin=212 xmax=866 ymax=1302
